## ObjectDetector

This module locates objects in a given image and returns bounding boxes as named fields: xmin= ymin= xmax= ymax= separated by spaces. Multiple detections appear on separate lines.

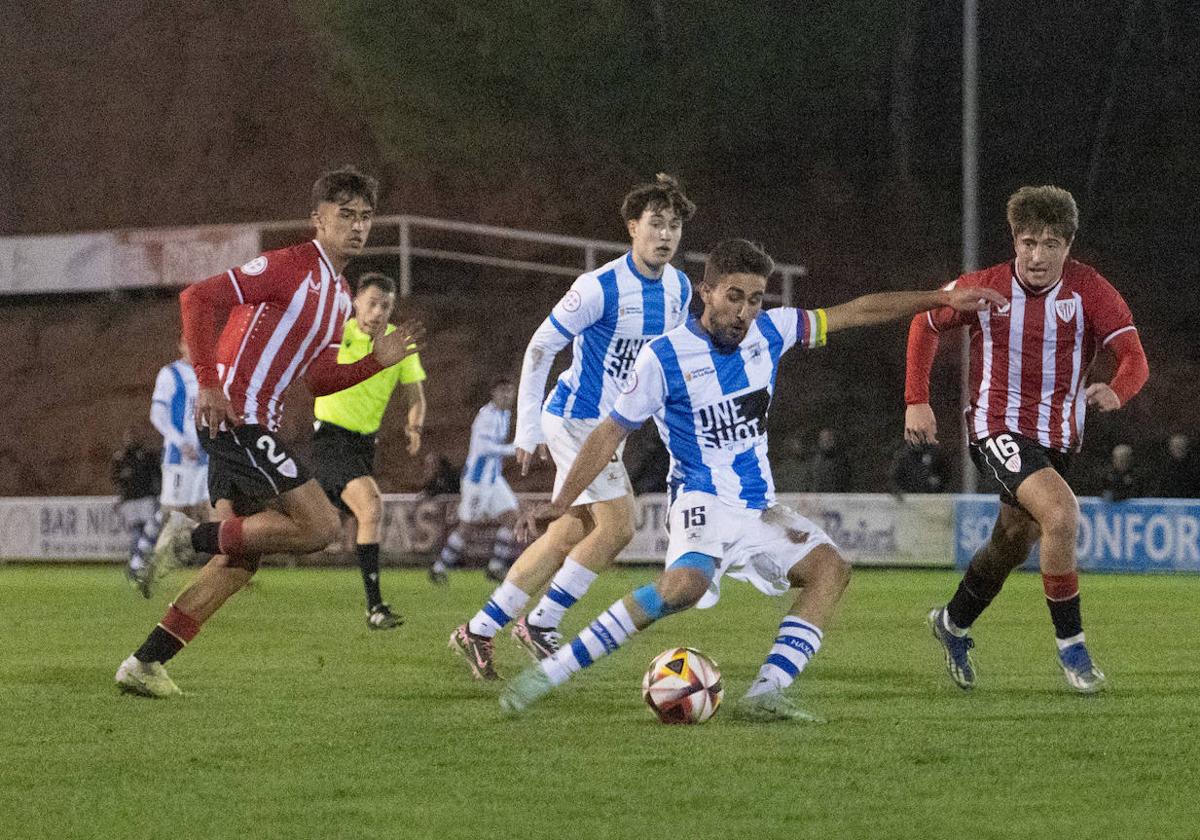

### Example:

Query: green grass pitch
xmin=1 ymin=565 xmax=1197 ymax=839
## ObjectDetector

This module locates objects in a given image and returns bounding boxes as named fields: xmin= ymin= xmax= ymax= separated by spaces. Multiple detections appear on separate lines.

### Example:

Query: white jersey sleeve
xmin=763 ymin=306 xmax=828 ymax=353
xmin=610 ymin=342 xmax=668 ymax=430
xmin=549 ymin=274 xmax=606 ymax=336
xmin=515 ymin=319 xmax=571 ymax=450
xmin=514 ymin=275 xmax=606 ymax=450
xmin=471 ymin=410 xmax=517 ymax=458
xmin=673 ymin=271 xmax=693 ymax=329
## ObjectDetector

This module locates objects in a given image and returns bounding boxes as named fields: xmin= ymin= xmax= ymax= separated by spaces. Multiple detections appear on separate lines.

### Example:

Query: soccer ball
xmin=641 ymin=647 xmax=724 ymax=724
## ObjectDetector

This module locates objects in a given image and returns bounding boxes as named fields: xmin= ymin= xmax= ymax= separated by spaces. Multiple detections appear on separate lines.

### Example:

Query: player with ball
xmin=506 ymin=238 xmax=1005 ymax=721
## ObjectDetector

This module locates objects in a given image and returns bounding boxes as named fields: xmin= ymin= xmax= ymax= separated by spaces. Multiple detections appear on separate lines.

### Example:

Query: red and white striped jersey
xmin=205 ymin=241 xmax=352 ymax=430
xmin=925 ymin=260 xmax=1135 ymax=452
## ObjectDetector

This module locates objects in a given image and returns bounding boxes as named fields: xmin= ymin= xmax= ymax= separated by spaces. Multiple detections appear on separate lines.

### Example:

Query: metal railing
xmin=258 ymin=215 xmax=807 ymax=305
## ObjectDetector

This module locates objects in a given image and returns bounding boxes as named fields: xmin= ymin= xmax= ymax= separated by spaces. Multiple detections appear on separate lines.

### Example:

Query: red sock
xmin=1042 ymin=571 xmax=1079 ymax=601
xmin=218 ymin=517 xmax=246 ymax=557
xmin=160 ymin=603 xmax=202 ymax=644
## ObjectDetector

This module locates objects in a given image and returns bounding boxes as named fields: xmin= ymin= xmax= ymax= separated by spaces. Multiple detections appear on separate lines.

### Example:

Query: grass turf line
xmin=0 ymin=566 xmax=1197 ymax=839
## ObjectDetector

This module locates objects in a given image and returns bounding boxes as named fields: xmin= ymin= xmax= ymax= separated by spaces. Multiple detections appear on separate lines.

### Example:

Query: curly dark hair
xmin=620 ymin=173 xmax=696 ymax=223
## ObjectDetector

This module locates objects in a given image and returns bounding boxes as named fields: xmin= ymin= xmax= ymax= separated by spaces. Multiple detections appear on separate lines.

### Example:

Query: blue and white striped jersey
xmin=611 ymin=308 xmax=828 ymax=509
xmin=150 ymin=359 xmax=207 ymax=467
xmin=463 ymin=402 xmax=516 ymax=487
xmin=515 ymin=253 xmax=691 ymax=449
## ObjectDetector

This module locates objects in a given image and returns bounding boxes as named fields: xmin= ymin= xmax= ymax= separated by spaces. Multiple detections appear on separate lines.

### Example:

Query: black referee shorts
xmin=200 ymin=425 xmax=312 ymax=516
xmin=311 ymin=421 xmax=377 ymax=514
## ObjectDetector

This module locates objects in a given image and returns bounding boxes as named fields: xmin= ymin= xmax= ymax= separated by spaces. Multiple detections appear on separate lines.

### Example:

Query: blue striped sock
xmin=528 ymin=557 xmax=597 ymax=629
xmin=744 ymin=617 xmax=823 ymax=697
xmin=468 ymin=580 xmax=529 ymax=638
xmin=541 ymin=600 xmax=637 ymax=686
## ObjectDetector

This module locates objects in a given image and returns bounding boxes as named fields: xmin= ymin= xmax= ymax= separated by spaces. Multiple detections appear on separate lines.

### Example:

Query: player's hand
xmin=406 ymin=427 xmax=422 ymax=455
xmin=904 ymin=403 xmax=938 ymax=446
xmin=516 ymin=443 xmax=550 ymax=476
xmin=195 ymin=386 xmax=238 ymax=438
xmin=181 ymin=443 xmax=199 ymax=463
xmin=945 ymin=286 xmax=1008 ymax=312
xmin=514 ymin=499 xmax=565 ymax=543
xmin=1085 ymin=382 xmax=1121 ymax=412
xmin=372 ymin=319 xmax=425 ymax=367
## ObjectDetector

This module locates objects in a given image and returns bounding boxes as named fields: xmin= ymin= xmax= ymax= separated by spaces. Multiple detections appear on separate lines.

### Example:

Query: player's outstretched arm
xmin=823 ymin=287 xmax=1006 ymax=334
xmin=514 ymin=418 xmax=629 ymax=542
xmin=306 ymin=319 xmax=423 ymax=396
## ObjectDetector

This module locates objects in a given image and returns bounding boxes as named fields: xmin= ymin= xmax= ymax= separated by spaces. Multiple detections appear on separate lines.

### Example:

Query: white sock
xmin=528 ymin=557 xmax=598 ymax=629
xmin=942 ymin=608 xmax=969 ymax=637
xmin=468 ymin=580 xmax=529 ymax=638
xmin=744 ymin=616 xmax=823 ymax=698
xmin=1056 ymin=632 xmax=1085 ymax=651
xmin=540 ymin=599 xmax=637 ymax=687
xmin=440 ymin=530 xmax=465 ymax=567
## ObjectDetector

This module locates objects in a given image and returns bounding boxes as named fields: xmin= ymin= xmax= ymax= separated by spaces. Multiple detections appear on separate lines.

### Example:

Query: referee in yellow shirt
xmin=313 ymin=272 xmax=427 ymax=629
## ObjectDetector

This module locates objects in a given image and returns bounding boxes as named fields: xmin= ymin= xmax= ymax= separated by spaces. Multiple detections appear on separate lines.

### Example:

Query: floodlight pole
xmin=961 ymin=0 xmax=980 ymax=493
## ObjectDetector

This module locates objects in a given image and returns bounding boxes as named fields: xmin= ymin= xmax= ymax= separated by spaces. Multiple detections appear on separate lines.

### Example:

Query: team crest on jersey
xmin=561 ymin=290 xmax=581 ymax=312
xmin=241 ymin=256 xmax=268 ymax=276
xmin=1055 ymin=298 xmax=1077 ymax=322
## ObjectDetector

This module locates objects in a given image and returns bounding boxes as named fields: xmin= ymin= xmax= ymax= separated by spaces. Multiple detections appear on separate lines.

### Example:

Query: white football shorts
xmin=665 ymin=490 xmax=838 ymax=609
xmin=160 ymin=464 xmax=210 ymax=508
xmin=457 ymin=477 xmax=519 ymax=524
xmin=541 ymin=413 xmax=632 ymax=506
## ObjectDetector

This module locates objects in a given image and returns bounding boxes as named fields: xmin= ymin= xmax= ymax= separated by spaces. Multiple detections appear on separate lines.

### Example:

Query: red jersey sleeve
xmin=905 ymin=277 xmax=974 ymax=404
xmin=905 ymin=314 xmax=940 ymax=404
xmin=304 ymin=344 xmax=384 ymax=396
xmin=923 ymin=277 xmax=973 ymax=333
xmin=1085 ymin=271 xmax=1136 ymax=347
xmin=227 ymin=252 xmax=302 ymax=306
xmin=180 ymin=270 xmax=243 ymax=389
xmin=1082 ymin=268 xmax=1145 ymax=405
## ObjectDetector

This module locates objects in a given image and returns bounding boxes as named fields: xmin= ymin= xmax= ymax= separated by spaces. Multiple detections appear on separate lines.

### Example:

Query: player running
xmin=312 ymin=271 xmax=427 ymax=630
xmin=430 ymin=377 xmax=520 ymax=585
xmin=115 ymin=166 xmax=422 ymax=697
xmin=128 ymin=340 xmax=212 ymax=597
xmin=500 ymin=238 xmax=1005 ymax=720
xmin=450 ymin=174 xmax=696 ymax=680
xmin=906 ymin=185 xmax=1148 ymax=694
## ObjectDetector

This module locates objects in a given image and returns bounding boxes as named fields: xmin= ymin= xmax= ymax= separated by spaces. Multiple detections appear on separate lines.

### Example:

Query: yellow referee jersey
xmin=313 ymin=319 xmax=425 ymax=434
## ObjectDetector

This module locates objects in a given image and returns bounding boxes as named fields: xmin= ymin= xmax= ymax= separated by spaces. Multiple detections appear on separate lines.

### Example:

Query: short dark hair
xmin=490 ymin=375 xmax=514 ymax=390
xmin=352 ymin=272 xmax=396 ymax=296
xmin=701 ymin=239 xmax=775 ymax=287
xmin=311 ymin=165 xmax=379 ymax=211
xmin=620 ymin=173 xmax=696 ymax=223
xmin=1006 ymin=185 xmax=1078 ymax=242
